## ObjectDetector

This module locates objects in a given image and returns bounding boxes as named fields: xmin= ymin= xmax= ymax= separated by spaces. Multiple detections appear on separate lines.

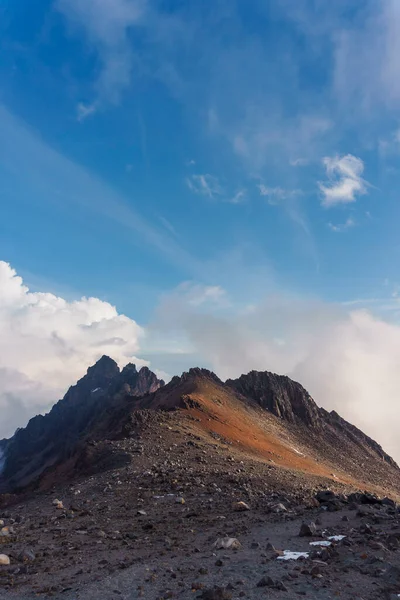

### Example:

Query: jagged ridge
xmin=0 ymin=357 xmax=164 ymax=491
xmin=1 ymin=358 xmax=398 ymax=497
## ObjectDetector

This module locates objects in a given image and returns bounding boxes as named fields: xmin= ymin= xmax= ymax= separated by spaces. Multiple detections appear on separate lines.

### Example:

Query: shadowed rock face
xmin=226 ymin=370 xmax=321 ymax=427
xmin=0 ymin=356 xmax=164 ymax=491
xmin=227 ymin=370 xmax=396 ymax=468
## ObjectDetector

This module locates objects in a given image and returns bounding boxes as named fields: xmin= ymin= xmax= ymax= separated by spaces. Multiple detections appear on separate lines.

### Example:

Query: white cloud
xmin=186 ymin=174 xmax=222 ymax=199
xmin=76 ymin=102 xmax=97 ymax=122
xmin=153 ymin=285 xmax=400 ymax=461
xmin=229 ymin=190 xmax=246 ymax=204
xmin=167 ymin=282 xmax=228 ymax=309
xmin=333 ymin=0 xmax=400 ymax=111
xmin=328 ymin=216 xmax=355 ymax=232
xmin=0 ymin=261 xmax=145 ymax=438
xmin=57 ymin=0 xmax=146 ymax=105
xmin=319 ymin=154 xmax=367 ymax=207
xmin=258 ymin=185 xmax=302 ymax=205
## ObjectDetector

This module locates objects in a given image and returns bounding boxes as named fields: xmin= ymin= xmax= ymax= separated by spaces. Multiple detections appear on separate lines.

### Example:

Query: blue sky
xmin=2 ymin=0 xmax=400 ymax=314
xmin=2 ymin=0 xmax=400 ymax=455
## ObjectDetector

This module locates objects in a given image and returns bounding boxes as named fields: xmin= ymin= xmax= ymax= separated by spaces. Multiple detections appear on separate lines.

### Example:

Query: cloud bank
xmin=154 ymin=283 xmax=400 ymax=462
xmin=0 ymin=262 xmax=144 ymax=438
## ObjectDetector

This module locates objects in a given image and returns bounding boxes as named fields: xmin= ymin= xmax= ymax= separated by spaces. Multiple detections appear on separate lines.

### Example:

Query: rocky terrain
xmin=0 ymin=358 xmax=400 ymax=599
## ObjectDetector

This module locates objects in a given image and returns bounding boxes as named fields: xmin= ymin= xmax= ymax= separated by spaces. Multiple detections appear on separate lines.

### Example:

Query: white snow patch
xmin=290 ymin=446 xmax=305 ymax=456
xmin=277 ymin=550 xmax=309 ymax=561
xmin=328 ymin=535 xmax=346 ymax=542
xmin=309 ymin=540 xmax=332 ymax=547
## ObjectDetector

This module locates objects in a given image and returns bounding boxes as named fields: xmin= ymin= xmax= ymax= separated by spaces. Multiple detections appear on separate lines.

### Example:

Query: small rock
xmin=257 ymin=576 xmax=275 ymax=588
xmin=213 ymin=537 xmax=241 ymax=550
xmin=0 ymin=555 xmax=10 ymax=566
xmin=369 ymin=541 xmax=386 ymax=551
xmin=299 ymin=522 xmax=317 ymax=537
xmin=192 ymin=582 xmax=205 ymax=591
xmin=0 ymin=527 xmax=11 ymax=537
xmin=175 ymin=497 xmax=185 ymax=505
xmin=315 ymin=490 xmax=336 ymax=503
xmin=271 ymin=503 xmax=287 ymax=513
xmin=137 ymin=510 xmax=147 ymax=516
xmin=232 ymin=501 xmax=250 ymax=512
xmin=18 ymin=549 xmax=35 ymax=562
xmin=342 ymin=515 xmax=349 ymax=522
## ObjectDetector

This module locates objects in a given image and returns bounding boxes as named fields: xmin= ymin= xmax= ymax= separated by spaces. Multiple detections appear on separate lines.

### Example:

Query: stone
xmin=0 ymin=527 xmax=11 ymax=537
xmin=299 ymin=521 xmax=317 ymax=537
xmin=175 ymin=497 xmax=185 ymax=504
xmin=18 ymin=549 xmax=35 ymax=562
xmin=137 ymin=510 xmax=147 ymax=516
xmin=0 ymin=555 xmax=10 ymax=566
xmin=257 ymin=576 xmax=275 ymax=588
xmin=316 ymin=490 xmax=336 ymax=503
xmin=213 ymin=537 xmax=241 ymax=550
xmin=232 ymin=501 xmax=250 ymax=512
xmin=271 ymin=503 xmax=287 ymax=513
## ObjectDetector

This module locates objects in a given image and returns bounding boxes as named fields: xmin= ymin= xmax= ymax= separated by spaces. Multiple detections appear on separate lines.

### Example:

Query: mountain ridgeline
xmin=0 ymin=357 xmax=398 ymax=496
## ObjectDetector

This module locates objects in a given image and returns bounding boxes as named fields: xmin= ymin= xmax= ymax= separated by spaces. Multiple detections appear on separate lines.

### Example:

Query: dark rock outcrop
xmin=0 ymin=357 xmax=164 ymax=492
xmin=227 ymin=370 xmax=396 ymax=468
xmin=226 ymin=370 xmax=321 ymax=427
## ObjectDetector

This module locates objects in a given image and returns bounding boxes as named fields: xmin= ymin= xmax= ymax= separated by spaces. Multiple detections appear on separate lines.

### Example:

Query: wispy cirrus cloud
xmin=0 ymin=104 xmax=198 ymax=275
xmin=319 ymin=154 xmax=367 ymax=207
xmin=57 ymin=0 xmax=146 ymax=110
xmin=328 ymin=216 xmax=355 ymax=232
xmin=76 ymin=102 xmax=97 ymax=122
xmin=258 ymin=185 xmax=302 ymax=206
xmin=186 ymin=174 xmax=223 ymax=199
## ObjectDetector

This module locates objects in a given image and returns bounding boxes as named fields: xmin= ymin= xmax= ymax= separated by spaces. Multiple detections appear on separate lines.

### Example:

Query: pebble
xmin=18 ymin=549 xmax=35 ymax=562
xmin=299 ymin=521 xmax=317 ymax=537
xmin=213 ymin=537 xmax=241 ymax=550
xmin=232 ymin=501 xmax=250 ymax=512
xmin=0 ymin=555 xmax=10 ymax=566
xmin=0 ymin=527 xmax=11 ymax=537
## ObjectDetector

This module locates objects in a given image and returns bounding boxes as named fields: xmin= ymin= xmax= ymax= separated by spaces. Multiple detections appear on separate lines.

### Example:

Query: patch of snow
xmin=309 ymin=540 xmax=332 ymax=547
xmin=277 ymin=550 xmax=309 ymax=561
xmin=328 ymin=535 xmax=346 ymax=542
xmin=290 ymin=446 xmax=305 ymax=456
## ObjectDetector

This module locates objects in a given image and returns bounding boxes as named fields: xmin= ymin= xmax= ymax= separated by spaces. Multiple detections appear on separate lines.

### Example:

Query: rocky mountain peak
xmin=86 ymin=355 xmax=120 ymax=380
xmin=226 ymin=370 xmax=321 ymax=427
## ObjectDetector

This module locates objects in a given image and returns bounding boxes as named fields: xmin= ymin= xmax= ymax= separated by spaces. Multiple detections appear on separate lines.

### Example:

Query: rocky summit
xmin=0 ymin=359 xmax=400 ymax=599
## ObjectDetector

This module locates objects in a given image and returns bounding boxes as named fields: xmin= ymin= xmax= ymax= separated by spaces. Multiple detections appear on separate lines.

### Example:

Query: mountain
xmin=0 ymin=357 xmax=164 ymax=491
xmin=1 ymin=359 xmax=399 ymax=500
xmin=3 ymin=360 xmax=400 ymax=599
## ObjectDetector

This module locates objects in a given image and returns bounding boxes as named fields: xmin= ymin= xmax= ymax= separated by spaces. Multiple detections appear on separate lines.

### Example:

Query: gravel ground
xmin=0 ymin=412 xmax=399 ymax=599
